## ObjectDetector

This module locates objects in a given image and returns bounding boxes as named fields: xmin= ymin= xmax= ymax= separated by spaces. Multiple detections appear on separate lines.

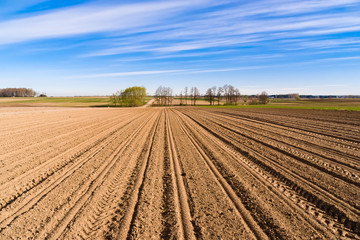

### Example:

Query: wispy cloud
xmin=1 ymin=0 xmax=360 ymax=96
xmin=0 ymin=0 xmax=46 ymax=17
xmin=1 ymin=0 xmax=358 ymax=53
xmin=0 ymin=1 xmax=211 ymax=45
xmin=189 ymin=66 xmax=267 ymax=73
xmin=75 ymin=1 xmax=360 ymax=58
xmin=66 ymin=70 xmax=187 ymax=79
xmin=309 ymin=56 xmax=360 ymax=63
xmin=65 ymin=65 xmax=271 ymax=79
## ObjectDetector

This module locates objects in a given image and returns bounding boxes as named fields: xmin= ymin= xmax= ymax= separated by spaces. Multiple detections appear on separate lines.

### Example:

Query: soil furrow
xmin=182 ymin=109 xmax=360 ymax=212
xmin=0 ymin=111 xmax=153 ymax=239
xmin=165 ymin=109 xmax=196 ymax=240
xmin=177 ymin=109 xmax=360 ymax=238
xmin=193 ymin=110 xmax=360 ymax=184
xmin=171 ymin=109 xmax=268 ymax=240
xmin=43 ymin=112 xmax=159 ymax=240
xmin=1 ymin=106 xmax=359 ymax=239
xmin=0 ymin=112 xmax=147 ymax=213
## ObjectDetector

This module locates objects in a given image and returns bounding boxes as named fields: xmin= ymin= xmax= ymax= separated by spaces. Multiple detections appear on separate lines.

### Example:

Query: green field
xmin=0 ymin=97 xmax=111 ymax=107
xmin=1 ymin=97 xmax=359 ymax=110
xmin=0 ymin=97 xmax=156 ymax=107
xmin=0 ymin=97 xmax=155 ymax=107
xmin=199 ymin=99 xmax=360 ymax=111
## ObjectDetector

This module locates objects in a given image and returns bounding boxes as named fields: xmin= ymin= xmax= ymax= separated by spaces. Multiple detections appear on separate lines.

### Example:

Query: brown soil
xmin=0 ymin=107 xmax=359 ymax=239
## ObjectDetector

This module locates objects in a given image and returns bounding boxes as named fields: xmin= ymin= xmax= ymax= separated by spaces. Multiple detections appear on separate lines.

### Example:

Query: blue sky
xmin=0 ymin=0 xmax=359 ymax=96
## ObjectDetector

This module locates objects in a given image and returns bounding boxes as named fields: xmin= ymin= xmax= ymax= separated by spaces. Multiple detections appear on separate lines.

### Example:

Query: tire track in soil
xmin=206 ymin=109 xmax=360 ymax=168
xmin=125 ymin=110 xmax=180 ymax=239
xmin=39 ymin=111 xmax=158 ymax=240
xmin=0 ymin=111 xmax=152 ymax=236
xmin=0 ymin=112 xmax=103 ymax=154
xmin=188 ymin=109 xmax=360 ymax=218
xmin=1 ymin=107 xmax=359 ymax=239
xmin=209 ymin=109 xmax=360 ymax=153
xmin=76 ymin=112 xmax=160 ymax=239
xmin=0 ymin=109 xmax=89 ymax=138
xmin=0 ymin=111 xmax=147 ymax=215
xmin=0 ymin=112 xmax=136 ymax=188
xmin=175 ymin=109 xmax=337 ymax=239
xmin=193 ymin=110 xmax=360 ymax=188
xmin=184 ymin=109 xmax=359 ymax=208
xmin=165 ymin=109 xmax=196 ymax=240
xmin=171 ymin=109 xmax=268 ymax=240
xmin=178 ymin=109 xmax=360 ymax=239
xmin=217 ymin=110 xmax=360 ymax=144
xmin=77 ymin=170 xmax=125 ymax=239
xmin=160 ymin=116 xmax=179 ymax=239
xmin=97 ymin=110 xmax=161 ymax=240
xmin=0 ymin=112 xmax=131 ymax=162
xmin=118 ymin=111 xmax=162 ymax=239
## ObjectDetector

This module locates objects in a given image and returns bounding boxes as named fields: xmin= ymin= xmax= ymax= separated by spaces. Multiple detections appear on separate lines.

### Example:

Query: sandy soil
xmin=0 ymin=107 xmax=359 ymax=239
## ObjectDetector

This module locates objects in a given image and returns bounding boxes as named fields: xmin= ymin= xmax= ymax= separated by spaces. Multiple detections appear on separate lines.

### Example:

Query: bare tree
xmin=217 ymin=87 xmax=223 ymax=105
xmin=180 ymin=91 xmax=184 ymax=105
xmin=154 ymin=86 xmax=163 ymax=105
xmin=205 ymin=86 xmax=217 ymax=105
xmin=167 ymin=87 xmax=173 ymax=105
xmin=193 ymin=87 xmax=200 ymax=105
xmin=154 ymin=86 xmax=173 ymax=106
xmin=234 ymin=88 xmax=241 ymax=105
xmin=190 ymin=87 xmax=194 ymax=105
xmin=212 ymin=86 xmax=217 ymax=104
xmin=205 ymin=88 xmax=212 ymax=105
xmin=243 ymin=95 xmax=248 ymax=104
xmin=222 ymin=84 xmax=239 ymax=105
xmin=259 ymin=91 xmax=269 ymax=104
xmin=0 ymin=88 xmax=37 ymax=97
xmin=184 ymin=87 xmax=188 ymax=105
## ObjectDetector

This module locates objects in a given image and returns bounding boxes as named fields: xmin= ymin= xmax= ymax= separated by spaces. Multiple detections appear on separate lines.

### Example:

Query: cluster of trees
xmin=248 ymin=91 xmax=269 ymax=104
xmin=179 ymin=85 xmax=247 ymax=106
xmin=197 ymin=85 xmax=241 ymax=105
xmin=110 ymin=86 xmax=146 ymax=107
xmin=204 ymin=87 xmax=217 ymax=105
xmin=179 ymin=87 xmax=200 ymax=105
xmin=109 ymin=84 xmax=268 ymax=108
xmin=258 ymin=91 xmax=269 ymax=104
xmin=0 ymin=88 xmax=36 ymax=97
xmin=171 ymin=85 xmax=269 ymax=106
xmin=154 ymin=86 xmax=173 ymax=106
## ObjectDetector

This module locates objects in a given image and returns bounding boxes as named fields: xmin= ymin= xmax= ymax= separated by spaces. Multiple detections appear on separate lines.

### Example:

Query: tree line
xmin=110 ymin=84 xmax=268 ymax=107
xmin=0 ymin=88 xmax=37 ymax=97
xmin=154 ymin=86 xmax=173 ymax=106
xmin=157 ymin=84 xmax=269 ymax=106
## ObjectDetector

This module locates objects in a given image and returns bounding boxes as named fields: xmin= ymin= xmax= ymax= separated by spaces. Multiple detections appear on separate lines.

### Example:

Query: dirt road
xmin=0 ymin=107 xmax=359 ymax=239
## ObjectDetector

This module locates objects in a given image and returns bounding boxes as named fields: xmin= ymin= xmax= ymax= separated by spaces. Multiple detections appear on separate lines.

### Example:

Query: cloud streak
xmin=1 ymin=0 xmax=360 ymax=96
xmin=0 ymin=1 xmax=210 ymax=45
xmin=66 ymin=70 xmax=187 ymax=79
xmin=73 ymin=1 xmax=360 ymax=58
xmin=65 ymin=65 xmax=271 ymax=80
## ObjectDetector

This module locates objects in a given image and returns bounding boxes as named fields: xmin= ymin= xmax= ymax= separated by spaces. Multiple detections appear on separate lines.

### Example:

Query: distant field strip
xmin=0 ymin=107 xmax=359 ymax=239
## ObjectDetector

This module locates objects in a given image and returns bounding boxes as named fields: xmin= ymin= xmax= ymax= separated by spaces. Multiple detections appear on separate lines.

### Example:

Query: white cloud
xmin=1 ymin=0 xmax=359 ymax=69
xmin=0 ymin=0 xmax=47 ymax=16
xmin=77 ymin=0 xmax=360 ymax=57
xmin=65 ymin=66 xmax=269 ymax=80
xmin=0 ymin=1 xmax=211 ymax=45
xmin=66 ymin=70 xmax=187 ymax=79
xmin=188 ymin=66 xmax=266 ymax=73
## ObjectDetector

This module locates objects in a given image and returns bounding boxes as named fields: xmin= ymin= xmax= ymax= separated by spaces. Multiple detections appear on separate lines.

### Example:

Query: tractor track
xmin=1 ymin=106 xmax=359 ymax=239
xmin=176 ymin=108 xmax=360 ymax=238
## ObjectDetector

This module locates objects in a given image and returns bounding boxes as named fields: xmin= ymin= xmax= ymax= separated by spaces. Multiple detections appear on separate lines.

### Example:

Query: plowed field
xmin=1 ymin=107 xmax=359 ymax=239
